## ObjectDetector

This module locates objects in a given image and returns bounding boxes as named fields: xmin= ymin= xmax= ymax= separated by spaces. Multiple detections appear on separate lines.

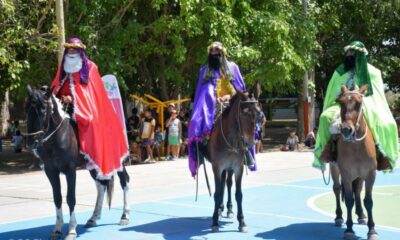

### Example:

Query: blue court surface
xmin=1 ymin=171 xmax=399 ymax=240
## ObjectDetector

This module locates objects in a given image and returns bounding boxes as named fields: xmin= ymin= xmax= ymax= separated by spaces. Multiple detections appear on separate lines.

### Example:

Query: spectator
xmin=166 ymin=110 xmax=181 ymax=161
xmin=0 ymin=135 xmax=3 ymax=152
xmin=13 ymin=120 xmax=20 ymax=135
xmin=140 ymin=109 xmax=156 ymax=164
xmin=127 ymin=108 xmax=141 ymax=143
xmin=255 ymin=106 xmax=267 ymax=153
xmin=178 ymin=108 xmax=189 ymax=157
xmin=12 ymin=130 xmax=23 ymax=153
xmin=153 ymin=125 xmax=163 ymax=160
xmin=305 ymin=127 xmax=318 ymax=148
xmin=281 ymin=129 xmax=299 ymax=151
xmin=164 ymin=103 xmax=176 ymax=159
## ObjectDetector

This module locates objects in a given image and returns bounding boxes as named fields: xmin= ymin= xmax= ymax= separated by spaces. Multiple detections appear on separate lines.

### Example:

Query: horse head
xmin=233 ymin=81 xmax=262 ymax=148
xmin=337 ymin=84 xmax=368 ymax=141
xmin=25 ymin=85 xmax=54 ymax=148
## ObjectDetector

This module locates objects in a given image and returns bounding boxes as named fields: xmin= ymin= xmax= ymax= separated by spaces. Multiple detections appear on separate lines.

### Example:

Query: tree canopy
xmin=1 ymin=0 xmax=399 ymax=102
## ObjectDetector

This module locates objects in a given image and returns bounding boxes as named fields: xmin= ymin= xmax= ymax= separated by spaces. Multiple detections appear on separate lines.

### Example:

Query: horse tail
xmin=106 ymin=175 xmax=115 ymax=209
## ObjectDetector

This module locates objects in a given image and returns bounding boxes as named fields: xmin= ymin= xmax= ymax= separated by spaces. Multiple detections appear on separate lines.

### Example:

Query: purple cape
xmin=188 ymin=61 xmax=256 ymax=177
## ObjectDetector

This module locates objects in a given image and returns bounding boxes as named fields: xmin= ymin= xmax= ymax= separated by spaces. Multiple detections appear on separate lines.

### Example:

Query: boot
xmin=244 ymin=150 xmax=255 ymax=168
xmin=320 ymin=139 xmax=337 ymax=163
xmin=377 ymin=155 xmax=392 ymax=171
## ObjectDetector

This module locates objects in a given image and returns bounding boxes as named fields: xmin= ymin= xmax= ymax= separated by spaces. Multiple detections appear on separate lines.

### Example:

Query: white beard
xmin=63 ymin=54 xmax=83 ymax=73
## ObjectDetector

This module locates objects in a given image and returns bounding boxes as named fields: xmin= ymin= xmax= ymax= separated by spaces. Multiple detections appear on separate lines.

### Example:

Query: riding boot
xmin=320 ymin=138 xmax=337 ymax=163
xmin=376 ymin=150 xmax=392 ymax=171
xmin=244 ymin=150 xmax=255 ymax=168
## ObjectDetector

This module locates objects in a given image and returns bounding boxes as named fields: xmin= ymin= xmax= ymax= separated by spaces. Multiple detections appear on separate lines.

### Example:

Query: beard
xmin=344 ymin=55 xmax=355 ymax=72
xmin=64 ymin=53 xmax=83 ymax=73
xmin=208 ymin=54 xmax=222 ymax=70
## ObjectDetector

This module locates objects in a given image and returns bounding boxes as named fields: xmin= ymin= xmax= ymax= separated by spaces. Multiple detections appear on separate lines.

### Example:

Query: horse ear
xmin=235 ymin=87 xmax=247 ymax=100
xmin=253 ymin=81 xmax=261 ymax=99
xmin=44 ymin=86 xmax=53 ymax=99
xmin=341 ymin=85 xmax=348 ymax=94
xmin=26 ymin=84 xmax=33 ymax=96
xmin=359 ymin=84 xmax=368 ymax=95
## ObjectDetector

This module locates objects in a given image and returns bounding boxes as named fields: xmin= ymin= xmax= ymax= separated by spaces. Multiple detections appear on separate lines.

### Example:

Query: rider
xmin=188 ymin=41 xmax=256 ymax=177
xmin=313 ymin=41 xmax=398 ymax=171
xmin=51 ymin=37 xmax=129 ymax=179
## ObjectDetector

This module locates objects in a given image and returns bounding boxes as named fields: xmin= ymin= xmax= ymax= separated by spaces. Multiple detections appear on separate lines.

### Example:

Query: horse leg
xmin=117 ymin=166 xmax=130 ymax=226
xmin=226 ymin=170 xmax=234 ymax=219
xmin=211 ymin=168 xmax=223 ymax=232
xmin=65 ymin=169 xmax=77 ymax=240
xmin=219 ymin=170 xmax=227 ymax=218
xmin=342 ymin=179 xmax=356 ymax=239
xmin=353 ymin=178 xmax=367 ymax=224
xmin=45 ymin=168 xmax=63 ymax=240
xmin=85 ymin=170 xmax=107 ymax=228
xmin=235 ymin=167 xmax=247 ymax=233
xmin=331 ymin=164 xmax=343 ymax=226
xmin=365 ymin=171 xmax=378 ymax=240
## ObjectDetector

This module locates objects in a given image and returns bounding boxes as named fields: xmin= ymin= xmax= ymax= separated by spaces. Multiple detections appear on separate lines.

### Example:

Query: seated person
xmin=12 ymin=130 xmax=24 ymax=153
xmin=281 ymin=129 xmax=299 ymax=151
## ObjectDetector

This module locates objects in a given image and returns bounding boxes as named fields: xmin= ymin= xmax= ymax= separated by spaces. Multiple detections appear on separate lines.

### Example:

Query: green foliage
xmin=1 ymin=0 xmax=399 ymax=104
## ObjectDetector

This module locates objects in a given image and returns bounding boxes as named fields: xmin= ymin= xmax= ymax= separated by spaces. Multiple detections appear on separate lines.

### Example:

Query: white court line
xmin=306 ymin=191 xmax=400 ymax=233
xmin=154 ymin=200 xmax=324 ymax=223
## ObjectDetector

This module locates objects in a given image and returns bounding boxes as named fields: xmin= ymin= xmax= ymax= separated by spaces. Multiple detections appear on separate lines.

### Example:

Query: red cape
xmin=51 ymin=61 xmax=128 ymax=179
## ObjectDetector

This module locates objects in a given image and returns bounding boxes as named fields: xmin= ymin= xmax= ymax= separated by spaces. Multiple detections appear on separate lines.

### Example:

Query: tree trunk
xmin=56 ymin=0 xmax=66 ymax=65
xmin=1 ymin=90 xmax=10 ymax=137
xmin=297 ymin=81 xmax=305 ymax=142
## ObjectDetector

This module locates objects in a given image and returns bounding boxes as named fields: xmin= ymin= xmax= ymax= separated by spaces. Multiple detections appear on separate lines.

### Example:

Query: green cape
xmin=313 ymin=63 xmax=398 ymax=171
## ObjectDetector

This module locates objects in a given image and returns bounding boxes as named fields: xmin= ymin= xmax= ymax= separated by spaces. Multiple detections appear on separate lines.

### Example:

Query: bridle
xmin=26 ymin=94 xmax=67 ymax=147
xmin=219 ymin=97 xmax=259 ymax=153
xmin=340 ymin=91 xmax=368 ymax=142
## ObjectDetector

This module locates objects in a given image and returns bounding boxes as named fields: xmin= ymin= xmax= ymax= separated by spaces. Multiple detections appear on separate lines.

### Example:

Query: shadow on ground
xmin=0 ymin=223 xmax=115 ymax=239
xmin=120 ymin=216 xmax=234 ymax=240
xmin=255 ymin=222 xmax=366 ymax=240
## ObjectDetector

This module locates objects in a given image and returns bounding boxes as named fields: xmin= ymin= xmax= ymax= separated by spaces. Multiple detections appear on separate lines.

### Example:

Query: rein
xmin=26 ymin=98 xmax=67 ymax=145
xmin=341 ymin=93 xmax=368 ymax=142
xmin=219 ymin=99 xmax=258 ymax=153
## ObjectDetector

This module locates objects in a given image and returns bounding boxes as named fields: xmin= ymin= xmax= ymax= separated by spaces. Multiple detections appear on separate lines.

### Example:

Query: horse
xmin=206 ymin=82 xmax=261 ymax=233
xmin=330 ymin=163 xmax=367 ymax=227
xmin=335 ymin=84 xmax=378 ymax=240
xmin=25 ymin=85 xmax=130 ymax=240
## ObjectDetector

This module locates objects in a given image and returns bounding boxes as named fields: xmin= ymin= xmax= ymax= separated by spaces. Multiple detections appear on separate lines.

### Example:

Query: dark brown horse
xmin=25 ymin=85 xmax=130 ymax=240
xmin=336 ymin=85 xmax=378 ymax=240
xmin=207 ymin=82 xmax=261 ymax=233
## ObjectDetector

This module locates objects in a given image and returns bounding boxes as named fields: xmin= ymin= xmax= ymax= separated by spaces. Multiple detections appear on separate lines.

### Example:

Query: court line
xmin=306 ymin=191 xmax=400 ymax=233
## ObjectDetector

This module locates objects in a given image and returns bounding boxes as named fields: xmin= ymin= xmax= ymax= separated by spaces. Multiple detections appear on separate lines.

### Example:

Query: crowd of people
xmin=126 ymin=103 xmax=193 ymax=164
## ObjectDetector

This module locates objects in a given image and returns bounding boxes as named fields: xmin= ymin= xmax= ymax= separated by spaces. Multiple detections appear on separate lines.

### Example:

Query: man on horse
xmin=188 ymin=41 xmax=256 ymax=177
xmin=51 ymin=37 xmax=129 ymax=179
xmin=313 ymin=41 xmax=398 ymax=171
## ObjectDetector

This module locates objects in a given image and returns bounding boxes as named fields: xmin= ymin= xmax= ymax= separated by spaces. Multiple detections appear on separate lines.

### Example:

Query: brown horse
xmin=335 ymin=84 xmax=378 ymax=240
xmin=207 ymin=82 xmax=261 ymax=233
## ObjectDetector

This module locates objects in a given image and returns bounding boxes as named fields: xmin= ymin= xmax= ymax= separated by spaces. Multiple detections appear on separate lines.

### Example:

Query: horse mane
xmin=221 ymin=92 xmax=243 ymax=117
xmin=50 ymin=94 xmax=69 ymax=119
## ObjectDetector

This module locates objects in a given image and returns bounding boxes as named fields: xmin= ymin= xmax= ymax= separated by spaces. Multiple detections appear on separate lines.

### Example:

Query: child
xmin=12 ymin=130 xmax=24 ymax=153
xmin=166 ymin=110 xmax=181 ymax=161
xmin=305 ymin=127 xmax=318 ymax=148
xmin=140 ymin=109 xmax=156 ymax=163
xmin=281 ymin=129 xmax=299 ymax=151
xmin=153 ymin=125 xmax=163 ymax=160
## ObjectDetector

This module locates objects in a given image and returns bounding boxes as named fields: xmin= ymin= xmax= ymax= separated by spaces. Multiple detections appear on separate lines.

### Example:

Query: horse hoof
xmin=64 ymin=232 xmax=77 ymax=240
xmin=119 ymin=218 xmax=129 ymax=226
xmin=344 ymin=231 xmax=356 ymax=240
xmin=239 ymin=225 xmax=248 ymax=233
xmin=368 ymin=233 xmax=379 ymax=240
xmin=211 ymin=226 xmax=219 ymax=232
xmin=358 ymin=218 xmax=367 ymax=225
xmin=49 ymin=230 xmax=62 ymax=240
xmin=335 ymin=218 xmax=344 ymax=226
xmin=84 ymin=219 xmax=96 ymax=228
xmin=227 ymin=212 xmax=234 ymax=219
